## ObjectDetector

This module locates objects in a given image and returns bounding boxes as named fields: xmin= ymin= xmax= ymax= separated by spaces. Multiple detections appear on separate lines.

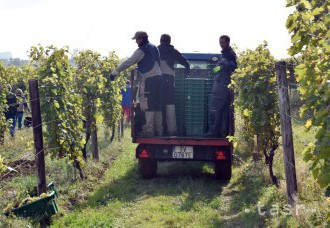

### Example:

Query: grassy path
xmin=52 ymin=135 xmax=281 ymax=227
xmin=1 ymin=124 xmax=328 ymax=227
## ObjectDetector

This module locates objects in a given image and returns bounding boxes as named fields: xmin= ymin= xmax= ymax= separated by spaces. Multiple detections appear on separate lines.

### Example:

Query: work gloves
xmin=212 ymin=57 xmax=231 ymax=75
xmin=212 ymin=66 xmax=221 ymax=75
xmin=108 ymin=74 xmax=116 ymax=81
xmin=108 ymin=70 xmax=118 ymax=81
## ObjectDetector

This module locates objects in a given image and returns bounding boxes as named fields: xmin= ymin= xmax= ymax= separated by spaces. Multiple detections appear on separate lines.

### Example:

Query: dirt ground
xmin=0 ymin=159 xmax=35 ymax=184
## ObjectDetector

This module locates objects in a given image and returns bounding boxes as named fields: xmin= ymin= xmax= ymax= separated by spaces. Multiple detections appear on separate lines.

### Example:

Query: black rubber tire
xmin=214 ymin=160 xmax=232 ymax=180
xmin=138 ymin=159 xmax=157 ymax=179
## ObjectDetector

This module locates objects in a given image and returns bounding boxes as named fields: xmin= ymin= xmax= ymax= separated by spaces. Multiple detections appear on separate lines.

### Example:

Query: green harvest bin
xmin=184 ymin=78 xmax=211 ymax=136
xmin=185 ymin=121 xmax=208 ymax=136
xmin=3 ymin=182 xmax=59 ymax=219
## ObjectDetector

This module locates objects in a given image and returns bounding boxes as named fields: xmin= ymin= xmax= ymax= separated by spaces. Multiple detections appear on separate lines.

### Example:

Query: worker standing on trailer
xmin=109 ymin=31 xmax=163 ymax=137
xmin=158 ymin=34 xmax=190 ymax=136
xmin=206 ymin=35 xmax=237 ymax=137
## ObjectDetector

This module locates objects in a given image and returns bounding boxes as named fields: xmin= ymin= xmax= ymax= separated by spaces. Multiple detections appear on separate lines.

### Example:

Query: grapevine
xmin=0 ymin=62 xmax=9 ymax=144
xmin=99 ymin=51 xmax=128 ymax=131
xmin=286 ymin=0 xmax=330 ymax=188
xmin=28 ymin=45 xmax=85 ymax=178
xmin=74 ymin=50 xmax=109 ymax=160
xmin=0 ymin=155 xmax=6 ymax=174
xmin=232 ymin=42 xmax=280 ymax=185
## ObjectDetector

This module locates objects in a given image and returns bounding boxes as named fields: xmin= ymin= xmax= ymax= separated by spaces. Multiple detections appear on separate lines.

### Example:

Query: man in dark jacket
xmin=5 ymin=84 xmax=18 ymax=137
xmin=158 ymin=34 xmax=190 ymax=136
xmin=109 ymin=31 xmax=163 ymax=137
xmin=206 ymin=35 xmax=237 ymax=137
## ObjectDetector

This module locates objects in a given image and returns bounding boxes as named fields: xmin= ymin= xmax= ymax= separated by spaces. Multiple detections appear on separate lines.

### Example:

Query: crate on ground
xmin=3 ymin=182 xmax=59 ymax=220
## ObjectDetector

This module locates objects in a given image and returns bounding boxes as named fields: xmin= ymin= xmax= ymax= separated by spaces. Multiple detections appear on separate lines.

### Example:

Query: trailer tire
xmin=214 ymin=160 xmax=231 ymax=181
xmin=138 ymin=159 xmax=157 ymax=179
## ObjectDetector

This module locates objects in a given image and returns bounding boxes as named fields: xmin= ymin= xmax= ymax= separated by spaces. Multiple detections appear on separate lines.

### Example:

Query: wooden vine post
xmin=275 ymin=61 xmax=298 ymax=206
xmin=29 ymin=79 xmax=47 ymax=195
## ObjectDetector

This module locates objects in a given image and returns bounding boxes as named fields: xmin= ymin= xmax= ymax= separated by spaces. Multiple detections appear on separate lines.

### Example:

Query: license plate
xmin=172 ymin=146 xmax=193 ymax=159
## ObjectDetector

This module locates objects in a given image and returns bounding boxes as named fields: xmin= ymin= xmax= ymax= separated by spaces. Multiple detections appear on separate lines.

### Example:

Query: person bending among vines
xmin=5 ymin=84 xmax=18 ymax=137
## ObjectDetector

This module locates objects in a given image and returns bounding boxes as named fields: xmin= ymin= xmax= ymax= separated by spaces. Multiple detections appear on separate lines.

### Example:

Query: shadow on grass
xmin=210 ymin=163 xmax=278 ymax=227
xmin=78 ymin=161 xmax=228 ymax=212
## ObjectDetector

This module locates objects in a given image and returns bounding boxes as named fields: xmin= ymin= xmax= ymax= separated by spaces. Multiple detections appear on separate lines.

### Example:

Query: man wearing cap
xmin=109 ymin=31 xmax=163 ymax=137
xmin=158 ymin=34 xmax=190 ymax=136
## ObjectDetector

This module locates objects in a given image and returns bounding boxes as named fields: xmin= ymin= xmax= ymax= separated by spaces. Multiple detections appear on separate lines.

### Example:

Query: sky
xmin=0 ymin=0 xmax=294 ymax=60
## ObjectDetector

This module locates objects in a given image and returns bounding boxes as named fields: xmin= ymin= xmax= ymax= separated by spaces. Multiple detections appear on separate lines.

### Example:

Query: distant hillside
xmin=0 ymin=52 xmax=12 ymax=59
xmin=0 ymin=52 xmax=28 ymax=66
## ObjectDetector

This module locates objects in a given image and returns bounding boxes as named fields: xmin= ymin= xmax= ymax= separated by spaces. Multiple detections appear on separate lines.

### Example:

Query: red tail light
xmin=139 ymin=149 xmax=150 ymax=158
xmin=216 ymin=151 xmax=226 ymax=160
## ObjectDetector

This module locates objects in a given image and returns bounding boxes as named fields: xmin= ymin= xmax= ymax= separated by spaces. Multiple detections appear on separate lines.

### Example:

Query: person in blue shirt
xmin=121 ymin=80 xmax=132 ymax=123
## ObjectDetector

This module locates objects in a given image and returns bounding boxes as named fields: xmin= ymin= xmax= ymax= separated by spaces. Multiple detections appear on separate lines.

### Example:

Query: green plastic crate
xmin=3 ymin=182 xmax=58 ymax=219
xmin=185 ymin=122 xmax=208 ymax=136
xmin=184 ymin=104 xmax=208 ymax=111
xmin=174 ymin=68 xmax=186 ymax=77
xmin=185 ymin=100 xmax=208 ymax=107
xmin=175 ymin=106 xmax=185 ymax=136
xmin=174 ymin=77 xmax=214 ymax=137
xmin=185 ymin=112 xmax=208 ymax=120
xmin=184 ymin=80 xmax=212 ymax=97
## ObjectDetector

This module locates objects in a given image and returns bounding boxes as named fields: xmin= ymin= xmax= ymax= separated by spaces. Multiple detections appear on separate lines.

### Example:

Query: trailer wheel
xmin=214 ymin=160 xmax=231 ymax=181
xmin=138 ymin=159 xmax=157 ymax=179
